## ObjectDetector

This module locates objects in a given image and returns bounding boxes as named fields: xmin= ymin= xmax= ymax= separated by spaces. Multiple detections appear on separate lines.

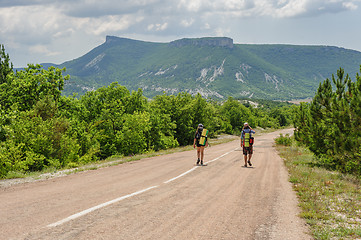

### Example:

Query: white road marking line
xmin=164 ymin=148 xmax=237 ymax=184
xmin=47 ymin=186 xmax=158 ymax=228
xmin=163 ymin=167 xmax=198 ymax=184
xmin=47 ymin=148 xmax=238 ymax=228
xmin=205 ymin=148 xmax=237 ymax=164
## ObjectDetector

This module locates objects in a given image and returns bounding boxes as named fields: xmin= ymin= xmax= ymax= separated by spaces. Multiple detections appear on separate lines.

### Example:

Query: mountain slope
xmin=60 ymin=36 xmax=361 ymax=100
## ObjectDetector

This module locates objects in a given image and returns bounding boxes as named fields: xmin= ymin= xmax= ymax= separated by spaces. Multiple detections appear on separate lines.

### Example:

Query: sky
xmin=1 ymin=0 xmax=361 ymax=68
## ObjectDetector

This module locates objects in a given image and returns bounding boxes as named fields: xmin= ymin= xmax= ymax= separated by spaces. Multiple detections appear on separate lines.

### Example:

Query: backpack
xmin=243 ymin=129 xmax=254 ymax=147
xmin=250 ymin=136 xmax=254 ymax=145
xmin=195 ymin=128 xmax=202 ymax=139
xmin=199 ymin=128 xmax=208 ymax=146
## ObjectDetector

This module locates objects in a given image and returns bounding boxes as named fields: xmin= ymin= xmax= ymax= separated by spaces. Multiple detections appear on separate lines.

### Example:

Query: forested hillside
xmin=58 ymin=36 xmax=361 ymax=100
xmin=0 ymin=45 xmax=294 ymax=178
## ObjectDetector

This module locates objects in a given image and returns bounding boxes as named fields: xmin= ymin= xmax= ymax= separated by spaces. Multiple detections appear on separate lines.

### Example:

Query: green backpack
xmin=243 ymin=131 xmax=254 ymax=147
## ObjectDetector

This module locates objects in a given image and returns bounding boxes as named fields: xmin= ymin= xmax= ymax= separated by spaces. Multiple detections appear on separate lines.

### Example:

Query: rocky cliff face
xmin=105 ymin=35 xmax=234 ymax=48
xmin=169 ymin=37 xmax=233 ymax=48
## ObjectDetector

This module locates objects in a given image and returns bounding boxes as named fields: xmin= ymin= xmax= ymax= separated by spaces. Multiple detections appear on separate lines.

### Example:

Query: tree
xmin=294 ymin=67 xmax=361 ymax=175
xmin=0 ymin=44 xmax=13 ymax=84
xmin=0 ymin=64 xmax=68 ymax=112
xmin=220 ymin=97 xmax=253 ymax=133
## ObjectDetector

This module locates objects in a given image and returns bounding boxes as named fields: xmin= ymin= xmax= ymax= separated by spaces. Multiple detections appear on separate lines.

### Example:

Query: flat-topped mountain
xmin=59 ymin=36 xmax=361 ymax=100
xmin=169 ymin=37 xmax=233 ymax=48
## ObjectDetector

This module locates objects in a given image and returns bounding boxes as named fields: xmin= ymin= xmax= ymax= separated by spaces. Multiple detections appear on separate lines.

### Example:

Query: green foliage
xmin=0 ymin=44 xmax=13 ymax=84
xmin=294 ymin=67 xmax=361 ymax=175
xmin=0 ymin=64 xmax=68 ymax=112
xmin=275 ymin=134 xmax=293 ymax=146
xmin=147 ymin=103 xmax=178 ymax=151
xmin=220 ymin=97 xmax=252 ymax=134
xmin=119 ymin=112 xmax=150 ymax=155
xmin=150 ymin=93 xmax=212 ymax=145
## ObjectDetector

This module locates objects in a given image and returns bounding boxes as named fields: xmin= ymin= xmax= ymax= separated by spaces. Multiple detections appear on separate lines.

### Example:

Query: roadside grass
xmin=275 ymin=135 xmax=361 ymax=240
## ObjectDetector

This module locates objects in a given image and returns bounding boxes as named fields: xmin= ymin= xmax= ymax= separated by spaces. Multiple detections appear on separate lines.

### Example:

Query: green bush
xmin=275 ymin=133 xmax=293 ymax=146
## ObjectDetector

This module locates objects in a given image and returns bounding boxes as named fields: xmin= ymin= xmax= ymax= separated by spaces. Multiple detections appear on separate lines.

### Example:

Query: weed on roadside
xmin=275 ymin=136 xmax=361 ymax=240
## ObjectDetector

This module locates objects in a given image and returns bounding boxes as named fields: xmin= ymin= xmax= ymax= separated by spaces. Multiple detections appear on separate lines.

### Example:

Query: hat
xmin=244 ymin=122 xmax=248 ymax=126
xmin=198 ymin=123 xmax=203 ymax=128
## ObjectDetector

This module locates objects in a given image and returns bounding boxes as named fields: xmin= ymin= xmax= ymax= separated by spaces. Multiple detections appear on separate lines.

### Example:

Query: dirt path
xmin=0 ymin=129 xmax=311 ymax=240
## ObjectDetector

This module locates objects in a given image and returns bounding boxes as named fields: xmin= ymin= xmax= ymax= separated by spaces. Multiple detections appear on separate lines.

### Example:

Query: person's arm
xmin=248 ymin=125 xmax=255 ymax=134
xmin=240 ymin=130 xmax=244 ymax=146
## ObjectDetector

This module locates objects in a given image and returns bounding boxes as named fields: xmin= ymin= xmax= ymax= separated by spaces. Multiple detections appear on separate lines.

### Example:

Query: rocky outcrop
xmin=169 ymin=37 xmax=233 ymax=48
xmin=105 ymin=35 xmax=234 ymax=49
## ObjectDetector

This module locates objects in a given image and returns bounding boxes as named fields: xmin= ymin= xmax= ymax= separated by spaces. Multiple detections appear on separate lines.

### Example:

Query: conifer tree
xmin=0 ymin=44 xmax=13 ymax=84
xmin=294 ymin=66 xmax=361 ymax=175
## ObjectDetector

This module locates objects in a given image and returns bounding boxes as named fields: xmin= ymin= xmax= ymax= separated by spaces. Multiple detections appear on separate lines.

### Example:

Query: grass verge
xmin=275 ymin=135 xmax=361 ymax=240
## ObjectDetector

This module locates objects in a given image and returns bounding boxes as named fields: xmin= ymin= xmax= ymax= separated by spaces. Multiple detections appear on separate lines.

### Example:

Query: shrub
xmin=275 ymin=133 xmax=292 ymax=146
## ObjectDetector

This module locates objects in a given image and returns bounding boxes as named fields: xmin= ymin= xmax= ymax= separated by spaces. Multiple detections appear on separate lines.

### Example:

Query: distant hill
xmin=56 ymin=36 xmax=361 ymax=100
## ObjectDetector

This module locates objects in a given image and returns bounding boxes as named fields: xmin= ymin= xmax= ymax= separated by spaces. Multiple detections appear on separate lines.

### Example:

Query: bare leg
xmin=248 ymin=146 xmax=253 ymax=166
xmin=195 ymin=147 xmax=200 ymax=165
xmin=198 ymin=146 xmax=205 ymax=165
xmin=248 ymin=154 xmax=252 ymax=166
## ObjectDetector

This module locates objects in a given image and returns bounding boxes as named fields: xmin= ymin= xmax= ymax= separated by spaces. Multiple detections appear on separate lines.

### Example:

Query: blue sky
xmin=1 ymin=0 xmax=361 ymax=68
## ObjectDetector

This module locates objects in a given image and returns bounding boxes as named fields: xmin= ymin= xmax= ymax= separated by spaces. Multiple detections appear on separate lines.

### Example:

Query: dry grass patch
xmin=276 ymin=141 xmax=361 ymax=240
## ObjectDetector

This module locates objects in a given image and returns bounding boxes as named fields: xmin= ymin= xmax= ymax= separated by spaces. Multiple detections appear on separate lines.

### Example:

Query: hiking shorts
xmin=196 ymin=142 xmax=205 ymax=147
xmin=243 ymin=146 xmax=253 ymax=155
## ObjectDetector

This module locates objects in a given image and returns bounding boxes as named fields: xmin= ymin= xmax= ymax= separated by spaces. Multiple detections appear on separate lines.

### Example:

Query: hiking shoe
xmin=248 ymin=161 xmax=252 ymax=166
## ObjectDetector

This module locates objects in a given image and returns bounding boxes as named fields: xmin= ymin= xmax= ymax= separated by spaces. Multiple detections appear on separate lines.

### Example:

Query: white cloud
xmin=176 ymin=0 xmax=360 ymax=18
xmin=177 ymin=0 xmax=206 ymax=12
xmin=214 ymin=27 xmax=230 ymax=37
xmin=343 ymin=1 xmax=358 ymax=10
xmin=213 ymin=0 xmax=256 ymax=11
xmin=181 ymin=18 xmax=195 ymax=27
xmin=87 ymin=15 xmax=136 ymax=36
xmin=0 ymin=5 xmax=66 ymax=45
xmin=58 ymin=0 xmax=163 ymax=18
xmin=266 ymin=0 xmax=360 ymax=18
xmin=29 ymin=45 xmax=60 ymax=56
xmin=52 ymin=28 xmax=75 ymax=39
xmin=148 ymin=22 xmax=168 ymax=31
xmin=204 ymin=23 xmax=211 ymax=30
xmin=268 ymin=0 xmax=308 ymax=18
